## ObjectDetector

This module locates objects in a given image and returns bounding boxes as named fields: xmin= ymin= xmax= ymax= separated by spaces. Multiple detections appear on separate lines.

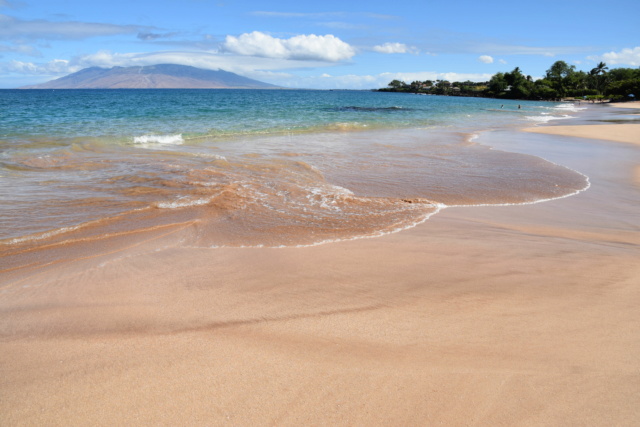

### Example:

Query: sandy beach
xmin=1 ymin=107 xmax=639 ymax=425
xmin=523 ymin=123 xmax=640 ymax=146
xmin=610 ymin=101 xmax=640 ymax=109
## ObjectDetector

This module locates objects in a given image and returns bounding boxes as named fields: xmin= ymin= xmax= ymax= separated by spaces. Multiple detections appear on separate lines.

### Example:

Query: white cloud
xmin=76 ymin=50 xmax=136 ymax=68
xmin=7 ymin=49 xmax=332 ymax=85
xmin=373 ymin=42 xmax=418 ymax=54
xmin=592 ymin=46 xmax=640 ymax=66
xmin=4 ymin=58 xmax=497 ymax=89
xmin=276 ymin=73 xmax=377 ymax=89
xmin=0 ymin=14 xmax=139 ymax=40
xmin=74 ymin=50 xmax=332 ymax=73
xmin=222 ymin=31 xmax=355 ymax=62
xmin=478 ymin=55 xmax=493 ymax=64
xmin=4 ymin=58 xmax=78 ymax=74
xmin=378 ymin=71 xmax=439 ymax=83
xmin=4 ymin=45 xmax=494 ymax=90
xmin=270 ymin=71 xmax=495 ymax=89
xmin=0 ymin=42 xmax=39 ymax=56
xmin=474 ymin=43 xmax=589 ymax=57
xmin=5 ymin=59 xmax=37 ymax=73
xmin=44 ymin=59 xmax=73 ymax=73
xmin=2 ymin=49 xmax=329 ymax=87
xmin=498 ymin=59 xmax=507 ymax=64
xmin=438 ymin=72 xmax=494 ymax=82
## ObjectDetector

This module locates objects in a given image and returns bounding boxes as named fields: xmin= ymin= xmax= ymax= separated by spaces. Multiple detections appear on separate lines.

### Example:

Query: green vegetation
xmin=382 ymin=78 xmax=488 ymax=97
xmin=378 ymin=61 xmax=640 ymax=102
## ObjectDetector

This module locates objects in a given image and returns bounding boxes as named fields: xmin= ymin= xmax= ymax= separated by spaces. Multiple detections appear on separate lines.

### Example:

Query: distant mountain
xmin=20 ymin=64 xmax=280 ymax=89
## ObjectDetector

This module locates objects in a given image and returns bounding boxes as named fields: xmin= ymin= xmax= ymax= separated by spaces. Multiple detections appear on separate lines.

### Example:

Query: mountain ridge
xmin=20 ymin=64 xmax=280 ymax=89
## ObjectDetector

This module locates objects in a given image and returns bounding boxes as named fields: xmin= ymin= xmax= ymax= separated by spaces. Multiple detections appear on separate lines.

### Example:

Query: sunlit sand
xmin=1 ymin=107 xmax=639 ymax=426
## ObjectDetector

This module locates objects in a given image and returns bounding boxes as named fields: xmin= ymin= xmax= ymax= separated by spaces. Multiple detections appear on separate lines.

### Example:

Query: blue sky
xmin=1 ymin=0 xmax=639 ymax=88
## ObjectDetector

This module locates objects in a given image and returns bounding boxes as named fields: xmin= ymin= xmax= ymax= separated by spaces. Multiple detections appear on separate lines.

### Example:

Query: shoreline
xmin=1 ymin=106 xmax=639 ymax=425
xmin=1 ymin=119 xmax=589 ymax=252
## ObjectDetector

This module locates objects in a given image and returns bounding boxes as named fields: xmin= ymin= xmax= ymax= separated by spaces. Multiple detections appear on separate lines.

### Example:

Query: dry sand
xmin=609 ymin=101 xmax=640 ymax=110
xmin=523 ymin=123 xmax=640 ymax=146
xmin=1 ymin=118 xmax=639 ymax=425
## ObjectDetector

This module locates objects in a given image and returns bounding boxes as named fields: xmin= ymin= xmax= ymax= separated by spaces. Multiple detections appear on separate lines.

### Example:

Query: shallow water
xmin=0 ymin=89 xmax=588 ymax=250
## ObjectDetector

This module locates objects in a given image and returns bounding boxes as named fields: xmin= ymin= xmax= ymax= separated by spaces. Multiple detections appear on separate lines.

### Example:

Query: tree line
xmin=377 ymin=61 xmax=640 ymax=101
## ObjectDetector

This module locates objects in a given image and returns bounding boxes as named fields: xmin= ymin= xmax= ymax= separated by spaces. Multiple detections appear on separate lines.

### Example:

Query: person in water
xmin=518 ymin=105 xmax=521 ymax=109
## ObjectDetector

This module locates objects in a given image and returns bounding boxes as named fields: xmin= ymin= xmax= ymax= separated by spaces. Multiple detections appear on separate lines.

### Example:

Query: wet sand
xmin=1 ymin=114 xmax=639 ymax=425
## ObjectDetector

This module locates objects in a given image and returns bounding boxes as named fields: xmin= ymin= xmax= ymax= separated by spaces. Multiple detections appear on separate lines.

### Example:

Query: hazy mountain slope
xmin=21 ymin=64 xmax=280 ymax=89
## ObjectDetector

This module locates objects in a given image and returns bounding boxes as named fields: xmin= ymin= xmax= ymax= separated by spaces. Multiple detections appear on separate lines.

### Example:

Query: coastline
xmin=1 ymin=105 xmax=639 ymax=425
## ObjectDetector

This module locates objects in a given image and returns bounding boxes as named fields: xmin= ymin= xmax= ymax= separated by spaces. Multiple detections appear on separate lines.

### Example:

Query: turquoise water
xmin=0 ymin=89 xmax=567 ymax=141
xmin=0 ymin=89 xmax=588 ymax=249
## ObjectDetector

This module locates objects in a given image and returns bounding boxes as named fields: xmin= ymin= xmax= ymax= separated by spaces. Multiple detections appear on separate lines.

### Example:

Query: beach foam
xmin=155 ymin=197 xmax=213 ymax=209
xmin=552 ymin=103 xmax=587 ymax=113
xmin=525 ymin=114 xmax=572 ymax=123
xmin=133 ymin=134 xmax=184 ymax=145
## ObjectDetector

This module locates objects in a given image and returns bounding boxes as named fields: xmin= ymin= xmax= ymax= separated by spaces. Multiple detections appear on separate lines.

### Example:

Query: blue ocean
xmin=0 ymin=89 xmax=588 ymax=250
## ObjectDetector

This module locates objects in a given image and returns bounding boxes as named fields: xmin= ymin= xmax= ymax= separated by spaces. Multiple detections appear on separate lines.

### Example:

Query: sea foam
xmin=133 ymin=134 xmax=184 ymax=145
xmin=552 ymin=103 xmax=587 ymax=113
xmin=525 ymin=115 xmax=572 ymax=123
xmin=156 ymin=197 xmax=212 ymax=209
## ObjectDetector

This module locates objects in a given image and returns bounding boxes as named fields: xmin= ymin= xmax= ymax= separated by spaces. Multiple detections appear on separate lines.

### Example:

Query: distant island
xmin=20 ymin=64 xmax=280 ymax=89
xmin=377 ymin=60 xmax=639 ymax=102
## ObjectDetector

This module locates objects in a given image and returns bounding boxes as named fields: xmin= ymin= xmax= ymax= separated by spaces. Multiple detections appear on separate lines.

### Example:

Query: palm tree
xmin=592 ymin=61 xmax=608 ymax=76
xmin=590 ymin=62 xmax=609 ymax=94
